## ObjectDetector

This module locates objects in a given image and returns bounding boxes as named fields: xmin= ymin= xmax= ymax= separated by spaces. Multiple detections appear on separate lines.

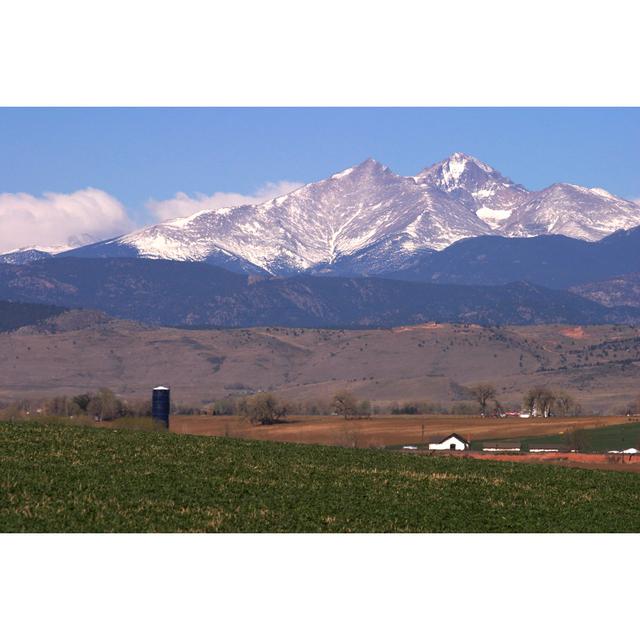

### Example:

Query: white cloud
xmin=146 ymin=180 xmax=304 ymax=222
xmin=0 ymin=179 xmax=305 ymax=255
xmin=0 ymin=188 xmax=134 ymax=254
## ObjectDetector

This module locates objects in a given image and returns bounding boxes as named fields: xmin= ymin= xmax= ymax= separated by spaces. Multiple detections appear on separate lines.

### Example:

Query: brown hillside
xmin=1 ymin=313 xmax=639 ymax=412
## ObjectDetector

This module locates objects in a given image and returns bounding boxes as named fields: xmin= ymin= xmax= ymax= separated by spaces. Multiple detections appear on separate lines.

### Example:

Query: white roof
xmin=153 ymin=386 xmax=170 ymax=390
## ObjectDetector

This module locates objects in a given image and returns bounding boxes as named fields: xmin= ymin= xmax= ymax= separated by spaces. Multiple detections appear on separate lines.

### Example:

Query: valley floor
xmin=169 ymin=414 xmax=626 ymax=448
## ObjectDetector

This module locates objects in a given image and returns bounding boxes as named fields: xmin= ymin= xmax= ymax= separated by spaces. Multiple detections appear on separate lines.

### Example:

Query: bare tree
xmin=523 ymin=386 xmax=555 ymax=417
xmin=469 ymin=383 xmax=497 ymax=417
xmin=332 ymin=390 xmax=358 ymax=420
xmin=86 ymin=388 xmax=120 ymax=421
xmin=554 ymin=390 xmax=580 ymax=417
xmin=240 ymin=392 xmax=287 ymax=425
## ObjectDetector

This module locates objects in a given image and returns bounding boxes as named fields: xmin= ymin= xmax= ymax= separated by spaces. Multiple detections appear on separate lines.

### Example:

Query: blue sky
xmin=0 ymin=108 xmax=638 ymax=253
xmin=2 ymin=107 xmax=638 ymax=205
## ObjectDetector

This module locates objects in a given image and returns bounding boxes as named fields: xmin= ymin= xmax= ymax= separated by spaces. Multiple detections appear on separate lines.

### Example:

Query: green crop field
xmin=475 ymin=421 xmax=640 ymax=453
xmin=2 ymin=421 xmax=640 ymax=532
xmin=524 ymin=421 xmax=640 ymax=452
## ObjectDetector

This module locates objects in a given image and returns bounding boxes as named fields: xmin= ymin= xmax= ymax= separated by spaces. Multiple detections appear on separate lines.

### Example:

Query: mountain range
xmin=571 ymin=272 xmax=640 ymax=309
xmin=1 ymin=257 xmax=638 ymax=328
xmin=2 ymin=152 xmax=640 ymax=327
xmin=20 ymin=152 xmax=635 ymax=276
xmin=385 ymin=225 xmax=640 ymax=289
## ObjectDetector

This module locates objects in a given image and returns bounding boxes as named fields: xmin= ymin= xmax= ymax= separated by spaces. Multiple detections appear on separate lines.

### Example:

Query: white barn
xmin=428 ymin=433 xmax=470 ymax=451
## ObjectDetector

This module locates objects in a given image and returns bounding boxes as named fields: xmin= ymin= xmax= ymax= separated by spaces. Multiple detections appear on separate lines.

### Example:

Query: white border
xmin=1 ymin=533 xmax=637 ymax=639
xmin=1 ymin=1 xmax=639 ymax=106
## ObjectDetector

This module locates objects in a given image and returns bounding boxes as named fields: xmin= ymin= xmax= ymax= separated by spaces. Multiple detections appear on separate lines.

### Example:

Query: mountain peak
xmin=451 ymin=152 xmax=497 ymax=174
xmin=328 ymin=158 xmax=390 ymax=182
xmin=359 ymin=157 xmax=383 ymax=168
xmin=418 ymin=152 xmax=500 ymax=186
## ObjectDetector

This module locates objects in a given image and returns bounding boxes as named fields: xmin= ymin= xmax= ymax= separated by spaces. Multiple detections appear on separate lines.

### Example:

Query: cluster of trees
xmin=466 ymin=382 xmax=581 ymax=417
xmin=209 ymin=393 xmax=481 ymax=421
xmin=522 ymin=386 xmax=581 ymax=417
xmin=210 ymin=384 xmax=584 ymax=423
xmin=388 ymin=401 xmax=447 ymax=415
xmin=0 ymin=389 xmax=211 ymax=423
xmin=378 ymin=402 xmax=477 ymax=415
xmin=45 ymin=389 xmax=152 ymax=421
xmin=2 ymin=382 xmax=590 ymax=425
xmin=236 ymin=390 xmax=373 ymax=425
xmin=212 ymin=397 xmax=335 ymax=417
xmin=0 ymin=389 xmax=153 ymax=422
xmin=234 ymin=384 xmax=583 ymax=425
xmin=238 ymin=393 xmax=288 ymax=425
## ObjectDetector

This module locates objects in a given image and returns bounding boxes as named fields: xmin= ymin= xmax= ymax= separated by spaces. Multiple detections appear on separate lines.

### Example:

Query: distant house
xmin=482 ymin=442 xmax=521 ymax=452
xmin=608 ymin=447 xmax=639 ymax=455
xmin=428 ymin=433 xmax=470 ymax=451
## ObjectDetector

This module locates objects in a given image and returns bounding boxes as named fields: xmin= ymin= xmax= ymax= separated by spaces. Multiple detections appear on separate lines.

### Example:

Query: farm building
xmin=528 ymin=444 xmax=570 ymax=453
xmin=482 ymin=442 xmax=521 ymax=452
xmin=428 ymin=433 xmax=469 ymax=451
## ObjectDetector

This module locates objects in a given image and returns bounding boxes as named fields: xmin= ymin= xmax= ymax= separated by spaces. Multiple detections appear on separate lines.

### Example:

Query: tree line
xmin=0 ymin=383 xmax=585 ymax=425
xmin=468 ymin=383 xmax=582 ymax=417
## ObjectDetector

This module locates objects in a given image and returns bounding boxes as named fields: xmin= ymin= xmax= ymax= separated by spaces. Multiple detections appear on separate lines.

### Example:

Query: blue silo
xmin=152 ymin=386 xmax=170 ymax=429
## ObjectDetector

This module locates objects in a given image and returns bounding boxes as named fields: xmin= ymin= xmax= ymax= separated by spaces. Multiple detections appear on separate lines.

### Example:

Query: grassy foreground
xmin=2 ymin=422 xmax=640 ymax=532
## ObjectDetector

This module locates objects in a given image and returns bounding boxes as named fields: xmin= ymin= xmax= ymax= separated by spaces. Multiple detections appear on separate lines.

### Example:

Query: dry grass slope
xmin=2 ymin=314 xmax=640 ymax=413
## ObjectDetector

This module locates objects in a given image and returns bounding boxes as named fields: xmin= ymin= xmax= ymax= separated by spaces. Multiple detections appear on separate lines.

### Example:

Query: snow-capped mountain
xmin=500 ymin=183 xmax=640 ymax=239
xmin=417 ymin=153 xmax=640 ymax=240
xmin=0 ymin=248 xmax=52 ymax=265
xmin=0 ymin=244 xmax=75 ymax=265
xmin=415 ymin=152 xmax=530 ymax=228
xmin=65 ymin=158 xmax=492 ymax=274
xmin=61 ymin=153 xmax=640 ymax=275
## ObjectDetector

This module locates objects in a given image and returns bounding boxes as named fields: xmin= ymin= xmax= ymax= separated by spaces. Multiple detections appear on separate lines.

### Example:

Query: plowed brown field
xmin=170 ymin=414 xmax=626 ymax=448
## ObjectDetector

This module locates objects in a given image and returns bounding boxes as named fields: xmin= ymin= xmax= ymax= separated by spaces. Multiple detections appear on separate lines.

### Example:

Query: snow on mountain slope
xmin=415 ymin=152 xmax=530 ymax=216
xmin=62 ymin=153 xmax=640 ymax=275
xmin=0 ymin=244 xmax=74 ymax=265
xmin=0 ymin=248 xmax=52 ymax=265
xmin=502 ymin=183 xmax=640 ymax=241
xmin=80 ymin=158 xmax=493 ymax=275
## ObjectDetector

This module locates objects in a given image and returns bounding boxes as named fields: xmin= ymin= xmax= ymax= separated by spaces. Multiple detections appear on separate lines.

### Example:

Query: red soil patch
xmin=392 ymin=322 xmax=443 ymax=332
xmin=559 ymin=326 xmax=587 ymax=339
xmin=456 ymin=451 xmax=640 ymax=473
